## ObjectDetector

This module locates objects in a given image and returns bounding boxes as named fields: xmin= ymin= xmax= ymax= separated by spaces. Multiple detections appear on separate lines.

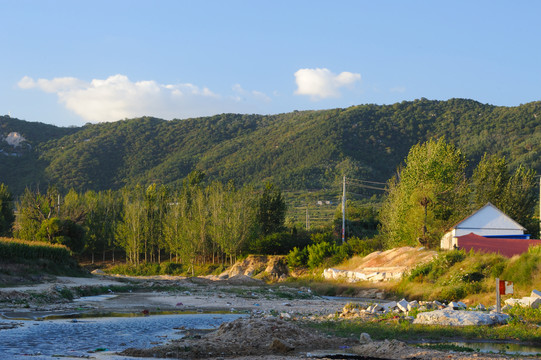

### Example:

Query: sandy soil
xmin=0 ymin=274 xmax=525 ymax=359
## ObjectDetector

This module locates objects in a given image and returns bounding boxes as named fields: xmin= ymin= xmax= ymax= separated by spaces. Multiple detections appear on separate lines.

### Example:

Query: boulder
xmin=381 ymin=301 xmax=397 ymax=311
xmin=519 ymin=297 xmax=541 ymax=309
xmin=396 ymin=299 xmax=409 ymax=313
xmin=407 ymin=300 xmax=419 ymax=311
xmin=413 ymin=310 xmax=509 ymax=326
xmin=531 ymin=289 xmax=541 ymax=299
xmin=359 ymin=333 xmax=372 ymax=344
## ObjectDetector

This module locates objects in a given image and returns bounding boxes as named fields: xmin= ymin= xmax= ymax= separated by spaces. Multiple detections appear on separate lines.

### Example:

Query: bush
xmin=159 ymin=262 xmax=184 ymax=275
xmin=250 ymin=231 xmax=310 ymax=255
xmin=501 ymin=249 xmax=541 ymax=286
xmin=348 ymin=236 xmax=382 ymax=256
xmin=307 ymin=241 xmax=337 ymax=269
xmin=286 ymin=247 xmax=308 ymax=269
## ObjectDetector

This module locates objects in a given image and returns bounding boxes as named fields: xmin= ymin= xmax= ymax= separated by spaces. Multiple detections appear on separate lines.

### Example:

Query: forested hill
xmin=1 ymin=98 xmax=540 ymax=195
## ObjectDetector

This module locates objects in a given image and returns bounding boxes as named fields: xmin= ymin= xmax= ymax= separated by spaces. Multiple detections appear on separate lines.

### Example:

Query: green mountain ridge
xmin=1 ymin=98 xmax=540 ymax=195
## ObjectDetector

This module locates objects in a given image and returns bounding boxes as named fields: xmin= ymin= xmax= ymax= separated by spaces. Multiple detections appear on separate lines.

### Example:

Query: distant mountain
xmin=1 ymin=98 xmax=540 ymax=195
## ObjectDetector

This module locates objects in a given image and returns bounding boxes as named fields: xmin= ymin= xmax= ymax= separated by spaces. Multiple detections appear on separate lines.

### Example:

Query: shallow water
xmin=420 ymin=341 xmax=541 ymax=356
xmin=0 ymin=313 xmax=245 ymax=359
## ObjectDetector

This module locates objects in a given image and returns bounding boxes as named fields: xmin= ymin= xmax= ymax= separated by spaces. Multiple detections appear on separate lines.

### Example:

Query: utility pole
xmin=342 ymin=176 xmax=346 ymax=243
xmin=305 ymin=205 xmax=310 ymax=231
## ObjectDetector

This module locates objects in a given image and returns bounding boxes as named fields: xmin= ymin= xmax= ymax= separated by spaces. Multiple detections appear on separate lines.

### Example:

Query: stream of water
xmin=0 ymin=313 xmax=245 ymax=359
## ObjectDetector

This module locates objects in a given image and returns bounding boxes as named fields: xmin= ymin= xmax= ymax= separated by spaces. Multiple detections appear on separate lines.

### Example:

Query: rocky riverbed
xmin=0 ymin=274 xmax=531 ymax=359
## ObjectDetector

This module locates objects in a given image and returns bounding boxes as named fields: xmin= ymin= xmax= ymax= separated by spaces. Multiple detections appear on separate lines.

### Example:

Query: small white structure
xmin=440 ymin=203 xmax=527 ymax=250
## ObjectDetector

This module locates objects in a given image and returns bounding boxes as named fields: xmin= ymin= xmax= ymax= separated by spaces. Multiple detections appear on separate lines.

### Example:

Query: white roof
xmin=453 ymin=202 xmax=526 ymax=232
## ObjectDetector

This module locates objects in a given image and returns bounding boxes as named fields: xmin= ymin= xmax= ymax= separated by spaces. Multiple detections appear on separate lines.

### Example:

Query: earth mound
xmin=121 ymin=317 xmax=352 ymax=358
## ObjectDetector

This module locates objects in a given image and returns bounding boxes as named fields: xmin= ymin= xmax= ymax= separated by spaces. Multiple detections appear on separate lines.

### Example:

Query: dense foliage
xmin=1 ymin=99 xmax=540 ymax=195
xmin=12 ymin=179 xmax=288 ymax=268
xmin=379 ymin=138 xmax=470 ymax=248
xmin=0 ymin=184 xmax=14 ymax=236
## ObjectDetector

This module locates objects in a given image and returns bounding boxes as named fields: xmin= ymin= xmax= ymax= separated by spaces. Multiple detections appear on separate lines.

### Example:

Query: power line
xmin=347 ymin=178 xmax=387 ymax=186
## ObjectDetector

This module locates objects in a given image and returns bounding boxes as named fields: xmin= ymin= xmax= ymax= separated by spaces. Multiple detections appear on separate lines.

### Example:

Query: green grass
xmin=104 ymin=262 xmax=226 ymax=277
xmin=393 ymin=248 xmax=541 ymax=303
xmin=308 ymin=318 xmax=541 ymax=344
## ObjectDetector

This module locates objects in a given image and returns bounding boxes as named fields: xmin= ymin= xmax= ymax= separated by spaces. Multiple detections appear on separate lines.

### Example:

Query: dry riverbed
xmin=0 ymin=274 xmax=526 ymax=359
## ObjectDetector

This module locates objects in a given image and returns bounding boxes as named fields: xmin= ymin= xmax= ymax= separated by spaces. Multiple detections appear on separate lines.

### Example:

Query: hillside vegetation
xmin=0 ymin=98 xmax=540 ymax=194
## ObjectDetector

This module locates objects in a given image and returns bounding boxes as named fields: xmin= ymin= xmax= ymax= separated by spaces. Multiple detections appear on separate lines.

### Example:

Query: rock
xmin=457 ymin=301 xmax=467 ymax=309
xmin=359 ymin=333 xmax=372 ymax=344
xmin=413 ymin=310 xmax=509 ymax=326
xmin=531 ymin=290 xmax=541 ymax=299
xmin=381 ymin=301 xmax=397 ymax=311
xmin=269 ymin=338 xmax=294 ymax=353
xmin=280 ymin=312 xmax=291 ymax=320
xmin=519 ymin=297 xmax=541 ymax=309
xmin=504 ymin=298 xmax=520 ymax=306
xmin=407 ymin=300 xmax=419 ymax=311
xmin=475 ymin=304 xmax=486 ymax=311
xmin=501 ymin=304 xmax=512 ymax=311
xmin=91 ymin=269 xmax=105 ymax=275
xmin=397 ymin=299 xmax=409 ymax=312
xmin=403 ymin=316 xmax=415 ymax=323
xmin=448 ymin=301 xmax=460 ymax=310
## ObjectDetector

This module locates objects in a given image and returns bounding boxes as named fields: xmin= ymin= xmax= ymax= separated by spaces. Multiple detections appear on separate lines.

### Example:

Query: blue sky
xmin=1 ymin=0 xmax=540 ymax=127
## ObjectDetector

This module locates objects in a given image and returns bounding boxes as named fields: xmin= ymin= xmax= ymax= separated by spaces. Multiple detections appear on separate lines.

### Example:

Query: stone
xmin=397 ymin=299 xmax=409 ymax=313
xmin=407 ymin=300 xmax=420 ymax=311
xmin=381 ymin=301 xmax=397 ymax=311
xmin=518 ymin=297 xmax=541 ymax=309
xmin=457 ymin=301 xmax=467 ymax=309
xmin=403 ymin=316 xmax=415 ymax=323
xmin=531 ymin=289 xmax=541 ymax=299
xmin=501 ymin=304 xmax=512 ymax=311
xmin=413 ymin=310 xmax=509 ymax=326
xmin=280 ymin=312 xmax=291 ymax=319
xmin=504 ymin=298 xmax=520 ymax=306
xmin=359 ymin=333 xmax=372 ymax=344
xmin=475 ymin=304 xmax=486 ymax=311
xmin=269 ymin=338 xmax=294 ymax=353
xmin=448 ymin=301 xmax=460 ymax=310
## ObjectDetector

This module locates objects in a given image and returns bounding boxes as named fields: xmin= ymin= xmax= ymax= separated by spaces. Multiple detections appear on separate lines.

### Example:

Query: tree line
xmin=0 ymin=137 xmax=538 ymax=269
xmin=3 ymin=174 xmax=287 ymax=271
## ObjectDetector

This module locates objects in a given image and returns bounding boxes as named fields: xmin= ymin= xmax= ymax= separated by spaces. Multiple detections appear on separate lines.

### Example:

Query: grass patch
xmin=393 ymin=248 xmax=541 ymax=303
xmin=308 ymin=318 xmax=541 ymax=344
xmin=104 ymin=262 xmax=227 ymax=277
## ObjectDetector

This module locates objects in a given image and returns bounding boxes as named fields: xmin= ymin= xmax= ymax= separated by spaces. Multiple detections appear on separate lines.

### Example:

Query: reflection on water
xmin=421 ymin=341 xmax=541 ymax=356
xmin=0 ymin=313 xmax=245 ymax=359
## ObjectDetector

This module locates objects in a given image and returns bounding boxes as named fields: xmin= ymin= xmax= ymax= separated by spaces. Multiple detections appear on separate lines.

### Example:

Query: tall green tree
xmin=256 ymin=183 xmax=287 ymax=236
xmin=471 ymin=153 xmax=537 ymax=233
xmin=14 ymin=187 xmax=59 ymax=240
xmin=380 ymin=138 xmax=470 ymax=248
xmin=0 ymin=184 xmax=15 ymax=237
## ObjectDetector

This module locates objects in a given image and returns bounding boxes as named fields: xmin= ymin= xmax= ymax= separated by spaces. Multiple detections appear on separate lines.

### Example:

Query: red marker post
xmin=496 ymin=278 xmax=514 ymax=313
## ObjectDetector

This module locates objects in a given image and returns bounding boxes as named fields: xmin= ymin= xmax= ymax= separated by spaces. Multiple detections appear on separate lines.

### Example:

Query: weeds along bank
xmin=368 ymin=247 xmax=541 ymax=304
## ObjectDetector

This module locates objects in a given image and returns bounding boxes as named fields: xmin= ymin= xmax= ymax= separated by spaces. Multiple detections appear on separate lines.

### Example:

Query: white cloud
xmin=294 ymin=68 xmax=361 ymax=100
xmin=18 ymin=74 xmax=271 ymax=122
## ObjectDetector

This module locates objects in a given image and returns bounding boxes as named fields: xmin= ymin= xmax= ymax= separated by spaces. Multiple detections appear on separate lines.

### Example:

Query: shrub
xmin=348 ymin=236 xmax=382 ymax=257
xmin=286 ymin=247 xmax=308 ymax=269
xmin=250 ymin=231 xmax=310 ymax=255
xmin=501 ymin=250 xmax=541 ymax=286
xmin=307 ymin=241 xmax=337 ymax=269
